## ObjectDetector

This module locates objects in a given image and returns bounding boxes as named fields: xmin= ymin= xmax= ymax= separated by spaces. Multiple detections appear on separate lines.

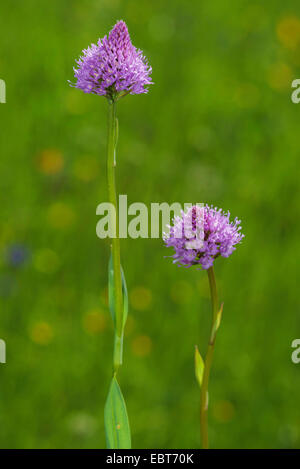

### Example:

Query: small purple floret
xmin=164 ymin=205 xmax=244 ymax=270
xmin=70 ymin=20 xmax=153 ymax=99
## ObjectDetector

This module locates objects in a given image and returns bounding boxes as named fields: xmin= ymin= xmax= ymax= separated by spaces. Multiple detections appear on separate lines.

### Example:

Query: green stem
xmin=200 ymin=266 xmax=219 ymax=449
xmin=107 ymin=100 xmax=123 ymax=372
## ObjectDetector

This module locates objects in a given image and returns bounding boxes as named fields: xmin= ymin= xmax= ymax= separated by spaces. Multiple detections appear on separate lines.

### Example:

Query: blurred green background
xmin=0 ymin=0 xmax=300 ymax=449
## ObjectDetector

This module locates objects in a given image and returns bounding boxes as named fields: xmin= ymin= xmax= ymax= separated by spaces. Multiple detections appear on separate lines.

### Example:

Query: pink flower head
xmin=164 ymin=205 xmax=244 ymax=270
xmin=70 ymin=20 xmax=153 ymax=100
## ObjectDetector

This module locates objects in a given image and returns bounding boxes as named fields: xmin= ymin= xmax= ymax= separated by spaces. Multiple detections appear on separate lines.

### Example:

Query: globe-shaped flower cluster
xmin=164 ymin=205 xmax=244 ymax=270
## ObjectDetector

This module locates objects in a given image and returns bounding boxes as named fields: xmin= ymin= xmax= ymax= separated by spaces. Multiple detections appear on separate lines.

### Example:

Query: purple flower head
xmin=70 ymin=20 xmax=153 ymax=100
xmin=164 ymin=205 xmax=244 ymax=270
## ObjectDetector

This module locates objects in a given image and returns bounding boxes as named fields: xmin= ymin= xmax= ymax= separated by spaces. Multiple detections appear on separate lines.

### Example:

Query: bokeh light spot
xmin=83 ymin=309 xmax=107 ymax=335
xmin=37 ymin=149 xmax=64 ymax=175
xmin=47 ymin=202 xmax=76 ymax=230
xmin=34 ymin=249 xmax=60 ymax=274
xmin=30 ymin=322 xmax=54 ymax=345
xmin=131 ymin=335 xmax=152 ymax=357
xmin=5 ymin=244 xmax=30 ymax=267
xmin=130 ymin=286 xmax=152 ymax=311
xmin=277 ymin=16 xmax=300 ymax=49
xmin=67 ymin=412 xmax=97 ymax=437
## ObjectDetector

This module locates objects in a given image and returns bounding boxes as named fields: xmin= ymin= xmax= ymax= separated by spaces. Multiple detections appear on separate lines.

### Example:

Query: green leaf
xmin=215 ymin=302 xmax=224 ymax=332
xmin=104 ymin=376 xmax=131 ymax=449
xmin=108 ymin=254 xmax=128 ymax=329
xmin=211 ymin=302 xmax=224 ymax=340
xmin=108 ymin=254 xmax=116 ymax=324
xmin=121 ymin=265 xmax=128 ymax=328
xmin=195 ymin=345 xmax=205 ymax=388
xmin=109 ymin=254 xmax=129 ymax=368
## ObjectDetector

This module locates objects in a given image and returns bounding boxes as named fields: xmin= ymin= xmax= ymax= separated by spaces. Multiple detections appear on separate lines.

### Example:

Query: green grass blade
xmin=195 ymin=345 xmax=205 ymax=388
xmin=108 ymin=254 xmax=116 ymax=325
xmin=104 ymin=376 xmax=131 ymax=449
xmin=108 ymin=253 xmax=128 ymax=329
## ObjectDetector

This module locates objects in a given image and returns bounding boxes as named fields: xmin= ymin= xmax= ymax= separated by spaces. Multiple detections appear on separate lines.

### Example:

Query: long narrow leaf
xmin=108 ymin=254 xmax=116 ymax=324
xmin=104 ymin=376 xmax=131 ymax=449
xmin=195 ymin=345 xmax=205 ymax=388
xmin=108 ymin=253 xmax=128 ymax=329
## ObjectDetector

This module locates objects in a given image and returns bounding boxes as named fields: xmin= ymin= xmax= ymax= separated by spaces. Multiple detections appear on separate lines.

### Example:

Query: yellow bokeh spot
xmin=130 ymin=286 xmax=152 ymax=311
xmin=213 ymin=400 xmax=235 ymax=423
xmin=47 ymin=202 xmax=76 ymax=230
xmin=34 ymin=248 xmax=60 ymax=274
xmin=83 ymin=310 xmax=106 ymax=335
xmin=73 ymin=156 xmax=99 ymax=182
xmin=277 ymin=16 xmax=300 ymax=49
xmin=131 ymin=335 xmax=152 ymax=357
xmin=30 ymin=322 xmax=54 ymax=345
xmin=170 ymin=280 xmax=193 ymax=304
xmin=267 ymin=63 xmax=293 ymax=90
xmin=37 ymin=149 xmax=64 ymax=175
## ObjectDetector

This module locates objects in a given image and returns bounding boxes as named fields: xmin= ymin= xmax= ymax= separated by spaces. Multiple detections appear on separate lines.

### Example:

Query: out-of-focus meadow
xmin=0 ymin=0 xmax=300 ymax=449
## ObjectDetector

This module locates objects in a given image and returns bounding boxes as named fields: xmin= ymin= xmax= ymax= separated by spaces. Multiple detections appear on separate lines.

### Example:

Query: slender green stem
xmin=200 ymin=266 xmax=219 ymax=449
xmin=106 ymin=100 xmax=123 ymax=372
